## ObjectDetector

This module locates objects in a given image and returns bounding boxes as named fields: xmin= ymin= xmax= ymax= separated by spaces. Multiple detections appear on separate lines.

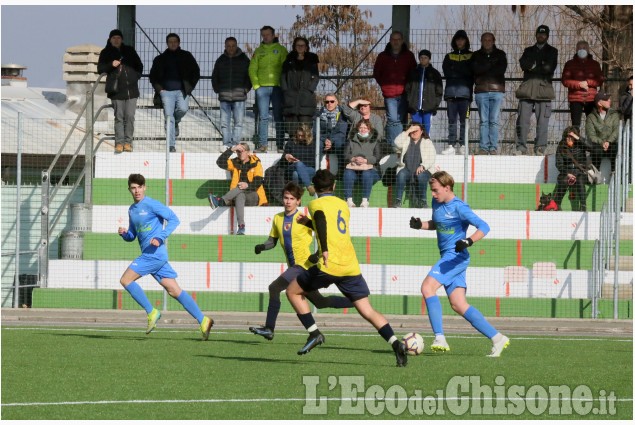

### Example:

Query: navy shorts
xmin=129 ymin=254 xmax=177 ymax=282
xmin=297 ymin=266 xmax=370 ymax=302
xmin=280 ymin=265 xmax=305 ymax=284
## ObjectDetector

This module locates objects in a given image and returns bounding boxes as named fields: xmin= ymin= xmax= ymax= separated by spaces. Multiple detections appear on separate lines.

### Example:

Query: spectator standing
xmin=553 ymin=127 xmax=588 ymax=211
xmin=98 ymin=29 xmax=143 ymax=153
xmin=561 ymin=40 xmax=605 ymax=128
xmin=442 ymin=30 xmax=473 ymax=155
xmin=283 ymin=124 xmax=318 ymax=196
xmin=209 ymin=143 xmax=267 ymax=235
xmin=586 ymin=92 xmax=620 ymax=174
xmin=515 ymin=25 xmax=558 ymax=156
xmin=316 ymin=94 xmax=349 ymax=170
xmin=249 ymin=26 xmax=288 ymax=153
xmin=343 ymin=120 xmax=382 ymax=208
xmin=406 ymin=49 xmax=443 ymax=136
xmin=149 ymin=33 xmax=200 ymax=153
xmin=471 ymin=32 xmax=507 ymax=155
xmin=393 ymin=124 xmax=436 ymax=208
xmin=619 ymin=76 xmax=633 ymax=122
xmin=281 ymin=36 xmax=320 ymax=136
xmin=373 ymin=31 xmax=417 ymax=148
xmin=212 ymin=37 xmax=252 ymax=152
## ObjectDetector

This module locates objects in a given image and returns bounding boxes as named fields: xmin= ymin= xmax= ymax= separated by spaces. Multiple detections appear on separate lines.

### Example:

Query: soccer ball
xmin=402 ymin=332 xmax=424 ymax=356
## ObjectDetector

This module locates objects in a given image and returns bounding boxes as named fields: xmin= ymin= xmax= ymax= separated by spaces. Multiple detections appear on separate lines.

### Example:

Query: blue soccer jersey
xmin=120 ymin=196 xmax=180 ymax=260
xmin=431 ymin=197 xmax=490 ymax=255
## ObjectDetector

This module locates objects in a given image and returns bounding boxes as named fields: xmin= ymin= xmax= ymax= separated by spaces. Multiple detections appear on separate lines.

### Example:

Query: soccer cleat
xmin=200 ymin=316 xmax=214 ymax=341
xmin=115 ymin=144 xmax=124 ymax=154
xmin=393 ymin=340 xmax=408 ymax=367
xmin=146 ymin=308 xmax=161 ymax=334
xmin=431 ymin=336 xmax=450 ymax=352
xmin=249 ymin=326 xmax=274 ymax=341
xmin=487 ymin=335 xmax=510 ymax=357
xmin=441 ymin=145 xmax=455 ymax=155
xmin=123 ymin=143 xmax=133 ymax=152
xmin=297 ymin=332 xmax=325 ymax=355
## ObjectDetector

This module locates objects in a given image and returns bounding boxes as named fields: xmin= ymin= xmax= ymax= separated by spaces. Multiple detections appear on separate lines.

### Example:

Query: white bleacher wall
xmin=48 ymin=260 xmax=634 ymax=299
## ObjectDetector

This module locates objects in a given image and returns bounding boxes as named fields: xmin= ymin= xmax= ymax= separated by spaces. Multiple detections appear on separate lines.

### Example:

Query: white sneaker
xmin=346 ymin=198 xmax=356 ymax=208
xmin=441 ymin=145 xmax=455 ymax=155
xmin=219 ymin=145 xmax=230 ymax=153
xmin=487 ymin=334 xmax=510 ymax=357
xmin=360 ymin=198 xmax=369 ymax=208
xmin=457 ymin=145 xmax=465 ymax=155
xmin=431 ymin=335 xmax=450 ymax=352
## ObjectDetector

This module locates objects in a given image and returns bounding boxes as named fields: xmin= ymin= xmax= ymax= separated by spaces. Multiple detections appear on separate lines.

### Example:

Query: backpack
xmin=536 ymin=192 xmax=559 ymax=211
xmin=263 ymin=160 xmax=287 ymax=206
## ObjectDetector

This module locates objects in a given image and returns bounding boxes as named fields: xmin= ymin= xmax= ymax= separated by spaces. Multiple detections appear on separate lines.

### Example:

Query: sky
xmin=1 ymin=3 xmax=433 ymax=89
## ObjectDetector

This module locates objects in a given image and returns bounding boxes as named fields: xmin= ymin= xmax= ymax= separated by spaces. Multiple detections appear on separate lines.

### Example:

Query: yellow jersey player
xmin=249 ymin=182 xmax=352 ymax=340
xmin=285 ymin=170 xmax=408 ymax=367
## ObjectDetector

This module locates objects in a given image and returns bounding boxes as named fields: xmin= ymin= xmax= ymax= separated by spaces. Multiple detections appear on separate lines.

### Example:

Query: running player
xmin=249 ymin=182 xmax=353 ymax=340
xmin=118 ymin=174 xmax=214 ymax=339
xmin=409 ymin=171 xmax=509 ymax=357
xmin=285 ymin=169 xmax=408 ymax=367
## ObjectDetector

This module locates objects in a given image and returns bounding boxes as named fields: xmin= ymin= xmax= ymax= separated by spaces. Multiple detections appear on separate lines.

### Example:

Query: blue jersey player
xmin=249 ymin=182 xmax=352 ymax=341
xmin=118 ymin=174 xmax=214 ymax=339
xmin=409 ymin=171 xmax=510 ymax=357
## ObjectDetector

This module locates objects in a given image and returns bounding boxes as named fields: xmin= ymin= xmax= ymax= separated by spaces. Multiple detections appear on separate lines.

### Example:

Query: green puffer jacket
xmin=248 ymin=42 xmax=288 ymax=90
xmin=585 ymin=109 xmax=620 ymax=146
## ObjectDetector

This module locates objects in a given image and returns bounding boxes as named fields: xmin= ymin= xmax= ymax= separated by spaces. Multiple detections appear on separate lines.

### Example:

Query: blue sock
xmin=124 ymin=282 xmax=153 ymax=314
xmin=176 ymin=291 xmax=204 ymax=324
xmin=463 ymin=306 xmax=498 ymax=338
xmin=425 ymin=295 xmax=444 ymax=335
xmin=265 ymin=299 xmax=282 ymax=330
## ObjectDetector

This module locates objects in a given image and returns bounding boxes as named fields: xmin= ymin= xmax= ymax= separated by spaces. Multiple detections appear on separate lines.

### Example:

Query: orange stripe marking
xmin=365 ymin=236 xmax=371 ymax=264
xmin=218 ymin=236 xmax=223 ymax=262
xmin=180 ymin=152 xmax=185 ymax=179
xmin=470 ymin=154 xmax=475 ymax=182
xmin=343 ymin=307 xmax=348 ymax=315
xmin=168 ymin=179 xmax=173 ymax=205
xmin=206 ymin=262 xmax=211 ymax=288
xmin=378 ymin=208 xmax=383 ymax=237
xmin=526 ymin=210 xmax=531 ymax=240
xmin=192 ymin=291 xmax=197 ymax=302
xmin=280 ymin=264 xmax=285 ymax=274
xmin=516 ymin=240 xmax=522 ymax=266
xmin=230 ymin=208 xmax=235 ymax=234
xmin=535 ymin=184 xmax=541 ymax=210
xmin=543 ymin=155 xmax=548 ymax=183
xmin=495 ymin=298 xmax=501 ymax=317
xmin=461 ymin=183 xmax=465 ymax=200
xmin=117 ymin=290 xmax=122 ymax=309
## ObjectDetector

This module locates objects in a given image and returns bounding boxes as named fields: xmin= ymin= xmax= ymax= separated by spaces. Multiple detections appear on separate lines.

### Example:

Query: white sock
xmin=388 ymin=335 xmax=397 ymax=345
xmin=491 ymin=333 xmax=503 ymax=342
xmin=307 ymin=324 xmax=318 ymax=333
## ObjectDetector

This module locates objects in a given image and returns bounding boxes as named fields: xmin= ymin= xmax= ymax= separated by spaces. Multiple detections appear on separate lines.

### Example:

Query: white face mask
xmin=577 ymin=49 xmax=588 ymax=59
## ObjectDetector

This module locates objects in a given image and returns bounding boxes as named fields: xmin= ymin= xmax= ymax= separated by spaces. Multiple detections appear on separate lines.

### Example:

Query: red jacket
xmin=561 ymin=54 xmax=605 ymax=103
xmin=373 ymin=44 xmax=417 ymax=99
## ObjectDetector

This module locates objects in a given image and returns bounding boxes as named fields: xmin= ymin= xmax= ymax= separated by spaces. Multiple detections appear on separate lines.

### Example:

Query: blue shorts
xmin=280 ymin=265 xmax=306 ymax=284
xmin=297 ymin=266 xmax=370 ymax=302
xmin=427 ymin=251 xmax=469 ymax=296
xmin=128 ymin=254 xmax=177 ymax=282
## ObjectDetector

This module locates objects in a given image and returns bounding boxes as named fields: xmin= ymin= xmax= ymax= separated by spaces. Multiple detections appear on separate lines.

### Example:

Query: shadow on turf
xmin=194 ymin=353 xmax=381 ymax=367
xmin=45 ymin=332 xmax=151 ymax=341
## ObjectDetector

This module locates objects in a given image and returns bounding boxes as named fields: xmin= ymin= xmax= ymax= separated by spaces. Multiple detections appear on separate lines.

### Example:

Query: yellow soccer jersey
xmin=308 ymin=194 xmax=361 ymax=277
xmin=269 ymin=210 xmax=314 ymax=270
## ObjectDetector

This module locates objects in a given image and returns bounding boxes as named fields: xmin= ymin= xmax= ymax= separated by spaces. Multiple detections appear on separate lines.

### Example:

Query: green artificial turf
xmin=1 ymin=326 xmax=632 ymax=419
xmin=92 ymin=178 xmax=612 ymax=211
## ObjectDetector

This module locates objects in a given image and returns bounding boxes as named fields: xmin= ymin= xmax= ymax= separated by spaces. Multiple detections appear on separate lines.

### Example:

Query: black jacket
xmin=471 ymin=46 xmax=507 ymax=94
xmin=442 ymin=30 xmax=473 ymax=100
xmin=556 ymin=139 xmax=588 ymax=177
xmin=280 ymin=51 xmax=320 ymax=117
xmin=211 ymin=48 xmax=251 ymax=102
xmin=97 ymin=42 xmax=143 ymax=100
xmin=406 ymin=64 xmax=443 ymax=113
xmin=519 ymin=43 xmax=558 ymax=82
xmin=149 ymin=47 xmax=200 ymax=95
xmin=284 ymin=139 xmax=317 ymax=166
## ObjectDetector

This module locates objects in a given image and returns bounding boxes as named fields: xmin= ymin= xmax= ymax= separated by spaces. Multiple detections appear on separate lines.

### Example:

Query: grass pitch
xmin=1 ymin=325 xmax=632 ymax=420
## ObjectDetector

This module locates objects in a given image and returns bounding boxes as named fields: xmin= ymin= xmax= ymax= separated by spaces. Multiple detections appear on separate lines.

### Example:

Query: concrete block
xmin=65 ymin=44 xmax=102 ymax=54
xmin=63 ymin=63 xmax=98 ymax=73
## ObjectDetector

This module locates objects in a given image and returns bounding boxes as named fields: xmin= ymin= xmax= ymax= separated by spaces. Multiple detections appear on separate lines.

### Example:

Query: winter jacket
xmin=316 ymin=108 xmax=348 ymax=149
xmin=561 ymin=54 xmax=605 ymax=103
xmin=471 ymin=46 xmax=507 ymax=94
xmin=393 ymin=131 xmax=436 ymax=175
xmin=406 ymin=64 xmax=443 ymax=113
xmin=280 ymin=51 xmax=320 ymax=116
xmin=248 ymin=41 xmax=288 ymax=90
xmin=211 ymin=48 xmax=251 ymax=102
xmin=373 ymin=43 xmax=417 ymax=99
xmin=284 ymin=139 xmax=317 ymax=166
xmin=344 ymin=129 xmax=382 ymax=171
xmin=555 ymin=138 xmax=588 ymax=177
xmin=339 ymin=103 xmax=385 ymax=144
xmin=517 ymin=42 xmax=558 ymax=101
xmin=149 ymin=47 xmax=200 ymax=95
xmin=97 ymin=42 xmax=143 ymax=100
xmin=620 ymin=87 xmax=633 ymax=120
xmin=586 ymin=109 xmax=620 ymax=147
xmin=216 ymin=148 xmax=267 ymax=205
xmin=442 ymin=30 xmax=473 ymax=100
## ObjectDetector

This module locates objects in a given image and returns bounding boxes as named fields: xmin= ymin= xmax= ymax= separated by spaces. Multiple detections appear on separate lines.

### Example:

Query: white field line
xmin=2 ymin=396 xmax=633 ymax=408
xmin=1 ymin=326 xmax=632 ymax=342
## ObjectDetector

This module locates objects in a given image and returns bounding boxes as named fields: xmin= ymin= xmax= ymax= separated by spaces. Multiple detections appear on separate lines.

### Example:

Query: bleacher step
xmin=609 ymin=256 xmax=634 ymax=271
xmin=601 ymin=283 xmax=633 ymax=299
xmin=620 ymin=225 xmax=633 ymax=240
xmin=625 ymin=198 xmax=633 ymax=213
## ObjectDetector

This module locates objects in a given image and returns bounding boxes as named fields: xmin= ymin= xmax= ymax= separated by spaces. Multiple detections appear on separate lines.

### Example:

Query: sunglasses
xmin=324 ymin=100 xmax=336 ymax=104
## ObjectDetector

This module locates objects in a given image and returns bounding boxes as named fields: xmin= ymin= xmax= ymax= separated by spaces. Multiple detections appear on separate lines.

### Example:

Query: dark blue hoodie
xmin=442 ymin=30 xmax=473 ymax=100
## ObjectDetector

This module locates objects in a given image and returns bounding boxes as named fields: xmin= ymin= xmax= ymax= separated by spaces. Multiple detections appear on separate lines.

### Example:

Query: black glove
xmin=409 ymin=217 xmax=422 ymax=230
xmin=254 ymin=244 xmax=265 ymax=255
xmin=455 ymin=238 xmax=473 ymax=252
xmin=308 ymin=252 xmax=320 ymax=264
